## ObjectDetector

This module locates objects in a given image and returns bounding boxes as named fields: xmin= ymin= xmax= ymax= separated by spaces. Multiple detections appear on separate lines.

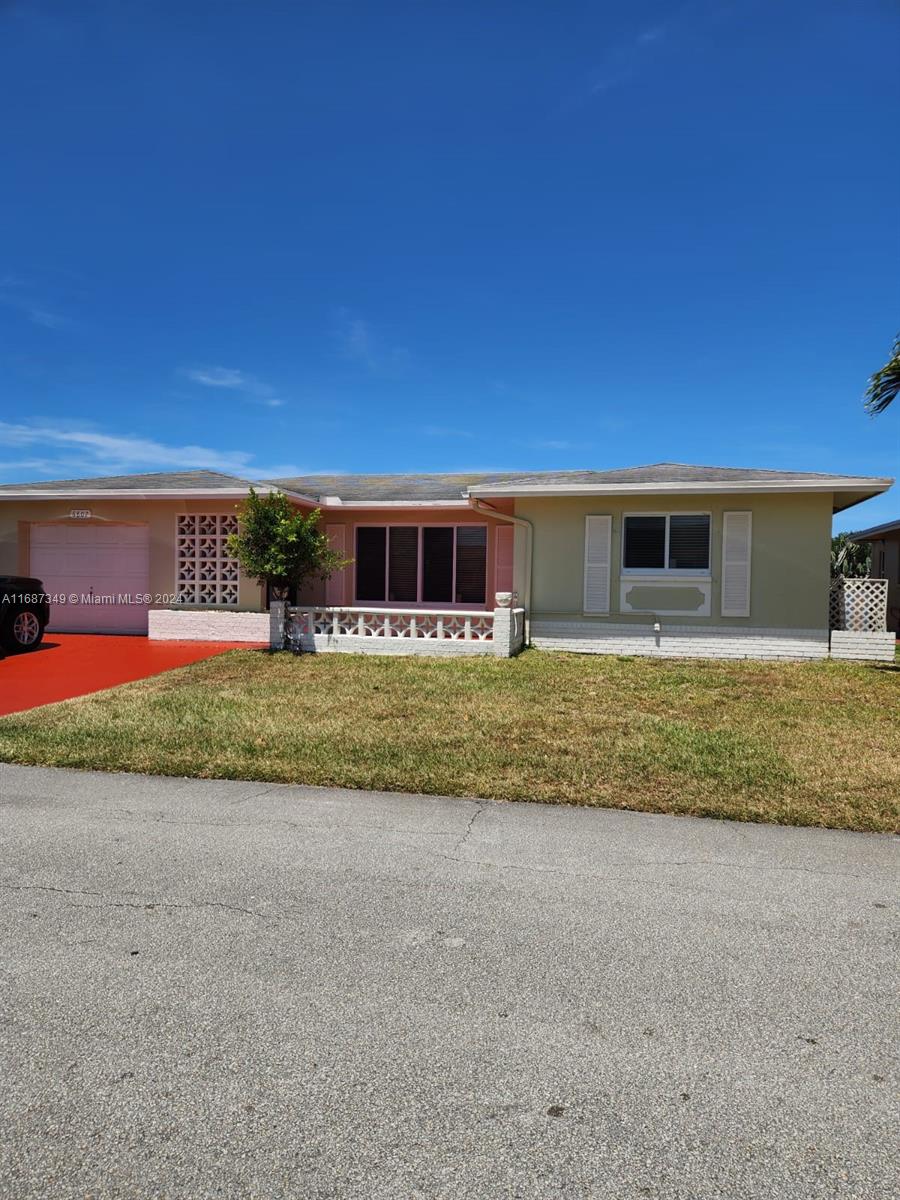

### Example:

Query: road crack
xmin=452 ymin=800 xmax=488 ymax=857
xmin=0 ymin=883 xmax=262 ymax=919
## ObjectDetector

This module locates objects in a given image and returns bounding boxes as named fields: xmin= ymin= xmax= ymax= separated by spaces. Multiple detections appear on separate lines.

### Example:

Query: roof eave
xmin=0 ymin=487 xmax=274 ymax=501
xmin=317 ymin=498 xmax=469 ymax=509
xmin=847 ymin=518 xmax=900 ymax=541
xmin=831 ymin=483 xmax=895 ymax=515
xmin=466 ymin=478 xmax=894 ymax=506
xmin=0 ymin=484 xmax=325 ymax=504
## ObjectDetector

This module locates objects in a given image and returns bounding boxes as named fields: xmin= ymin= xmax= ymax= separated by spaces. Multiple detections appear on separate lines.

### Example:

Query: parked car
xmin=0 ymin=577 xmax=50 ymax=653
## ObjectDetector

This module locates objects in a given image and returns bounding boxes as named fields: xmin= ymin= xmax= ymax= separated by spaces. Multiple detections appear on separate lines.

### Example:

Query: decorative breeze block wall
xmin=176 ymin=514 xmax=240 ymax=606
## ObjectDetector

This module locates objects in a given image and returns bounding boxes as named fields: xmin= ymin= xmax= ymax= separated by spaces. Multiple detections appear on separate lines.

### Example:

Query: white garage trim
xmin=29 ymin=522 xmax=150 ymax=634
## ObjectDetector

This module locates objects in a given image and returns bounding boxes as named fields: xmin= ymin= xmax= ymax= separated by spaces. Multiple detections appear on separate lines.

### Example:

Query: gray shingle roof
xmin=0 ymin=463 xmax=891 ymax=510
xmin=267 ymin=471 xmax=537 ymax=501
xmin=268 ymin=463 xmax=892 ymax=502
xmin=0 ymin=470 xmax=258 ymax=493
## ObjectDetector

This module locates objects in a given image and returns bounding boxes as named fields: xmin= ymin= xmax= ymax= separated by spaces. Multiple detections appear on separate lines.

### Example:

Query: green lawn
xmin=1 ymin=648 xmax=898 ymax=832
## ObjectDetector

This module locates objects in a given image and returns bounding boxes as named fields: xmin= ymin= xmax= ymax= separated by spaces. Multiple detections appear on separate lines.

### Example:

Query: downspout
xmin=468 ymin=498 xmax=534 ymax=644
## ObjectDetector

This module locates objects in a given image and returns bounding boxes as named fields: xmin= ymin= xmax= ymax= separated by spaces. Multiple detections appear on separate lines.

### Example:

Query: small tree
xmin=831 ymin=532 xmax=870 ymax=579
xmin=227 ymin=489 xmax=347 ymax=604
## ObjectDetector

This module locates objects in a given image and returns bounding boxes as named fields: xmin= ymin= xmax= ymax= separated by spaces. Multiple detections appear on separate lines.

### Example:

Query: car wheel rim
xmin=12 ymin=612 xmax=40 ymax=645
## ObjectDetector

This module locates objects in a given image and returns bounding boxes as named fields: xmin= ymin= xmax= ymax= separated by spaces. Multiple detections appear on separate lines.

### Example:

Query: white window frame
xmin=353 ymin=522 xmax=489 ymax=608
xmin=621 ymin=511 xmax=712 ymax=577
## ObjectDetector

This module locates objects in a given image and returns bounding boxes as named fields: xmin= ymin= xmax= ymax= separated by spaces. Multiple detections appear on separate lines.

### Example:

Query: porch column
xmin=492 ymin=593 xmax=525 ymax=657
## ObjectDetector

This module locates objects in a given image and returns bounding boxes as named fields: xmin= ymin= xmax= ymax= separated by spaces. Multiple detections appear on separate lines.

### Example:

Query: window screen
xmin=422 ymin=527 xmax=454 ymax=602
xmin=668 ymin=515 xmax=710 ymax=570
xmin=356 ymin=524 xmax=487 ymax=604
xmin=388 ymin=527 xmax=418 ymax=602
xmin=623 ymin=516 xmax=666 ymax=569
xmin=355 ymin=527 xmax=386 ymax=601
xmin=455 ymin=526 xmax=487 ymax=604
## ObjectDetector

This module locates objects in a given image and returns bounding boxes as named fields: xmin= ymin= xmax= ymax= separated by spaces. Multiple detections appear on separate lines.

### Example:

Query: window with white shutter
xmin=622 ymin=513 xmax=710 ymax=573
xmin=721 ymin=512 xmax=752 ymax=617
xmin=584 ymin=515 xmax=612 ymax=613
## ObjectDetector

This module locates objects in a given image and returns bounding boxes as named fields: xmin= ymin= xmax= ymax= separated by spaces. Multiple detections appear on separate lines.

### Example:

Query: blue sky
xmin=1 ymin=0 xmax=897 ymax=531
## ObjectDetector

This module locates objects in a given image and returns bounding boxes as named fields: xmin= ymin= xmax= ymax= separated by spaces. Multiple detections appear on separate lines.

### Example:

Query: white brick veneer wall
xmin=148 ymin=609 xmax=269 ymax=642
xmin=289 ymin=633 xmax=494 ymax=656
xmin=530 ymin=619 xmax=829 ymax=661
xmin=828 ymin=630 xmax=896 ymax=662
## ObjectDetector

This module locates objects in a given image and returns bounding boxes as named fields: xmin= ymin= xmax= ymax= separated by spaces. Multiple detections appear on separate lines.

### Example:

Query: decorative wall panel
xmin=176 ymin=514 xmax=240 ymax=606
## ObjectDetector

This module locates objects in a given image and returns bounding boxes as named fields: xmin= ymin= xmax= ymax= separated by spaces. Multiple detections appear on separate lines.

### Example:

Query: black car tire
xmin=1 ymin=606 xmax=46 ymax=653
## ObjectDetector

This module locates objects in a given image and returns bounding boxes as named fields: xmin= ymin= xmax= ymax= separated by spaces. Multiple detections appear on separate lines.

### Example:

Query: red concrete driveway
xmin=0 ymin=634 xmax=264 ymax=717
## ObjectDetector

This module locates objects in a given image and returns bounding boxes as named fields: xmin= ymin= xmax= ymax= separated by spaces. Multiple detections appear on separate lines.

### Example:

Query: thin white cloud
xmin=559 ymin=1 xmax=719 ymax=110
xmin=0 ymin=421 xmax=323 ymax=484
xmin=0 ymin=421 xmax=256 ymax=477
xmin=0 ymin=458 xmax=63 ymax=475
xmin=334 ymin=308 xmax=411 ymax=377
xmin=181 ymin=366 xmax=286 ymax=407
xmin=587 ymin=24 xmax=671 ymax=97
xmin=0 ymin=275 xmax=67 ymax=329
xmin=185 ymin=367 xmax=248 ymax=389
xmin=337 ymin=316 xmax=376 ymax=368
xmin=637 ymin=25 xmax=667 ymax=45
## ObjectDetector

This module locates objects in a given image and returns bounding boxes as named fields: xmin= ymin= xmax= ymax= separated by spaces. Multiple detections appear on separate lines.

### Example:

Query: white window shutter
xmin=721 ymin=512 xmax=752 ymax=617
xmin=583 ymin=515 xmax=612 ymax=613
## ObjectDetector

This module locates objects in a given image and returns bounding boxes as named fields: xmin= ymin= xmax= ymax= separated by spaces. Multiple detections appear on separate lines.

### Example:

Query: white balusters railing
xmin=286 ymin=606 xmax=496 ymax=642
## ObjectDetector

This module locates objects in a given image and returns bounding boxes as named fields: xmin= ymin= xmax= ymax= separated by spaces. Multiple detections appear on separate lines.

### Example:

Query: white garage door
xmin=29 ymin=524 xmax=150 ymax=634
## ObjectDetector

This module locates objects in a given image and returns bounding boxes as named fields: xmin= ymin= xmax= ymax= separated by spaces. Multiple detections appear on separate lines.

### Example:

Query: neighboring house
xmin=849 ymin=518 xmax=900 ymax=633
xmin=0 ymin=462 xmax=893 ymax=661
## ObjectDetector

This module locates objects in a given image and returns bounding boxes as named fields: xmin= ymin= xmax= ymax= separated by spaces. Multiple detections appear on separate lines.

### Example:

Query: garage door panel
xmin=29 ymin=524 xmax=150 ymax=634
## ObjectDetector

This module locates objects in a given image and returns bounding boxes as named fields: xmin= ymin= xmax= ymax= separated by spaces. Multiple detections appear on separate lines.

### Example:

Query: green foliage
xmin=227 ymin=489 xmax=348 ymax=599
xmin=864 ymin=332 xmax=900 ymax=415
xmin=831 ymin=532 xmax=870 ymax=579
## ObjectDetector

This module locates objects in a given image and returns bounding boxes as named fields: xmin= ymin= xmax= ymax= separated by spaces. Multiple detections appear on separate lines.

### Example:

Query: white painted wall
xmin=530 ymin=619 xmax=829 ymax=661
xmin=148 ymin=609 xmax=269 ymax=642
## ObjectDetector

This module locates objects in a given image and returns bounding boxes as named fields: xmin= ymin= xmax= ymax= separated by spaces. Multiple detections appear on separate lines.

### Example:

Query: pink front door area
xmin=0 ymin=634 xmax=261 ymax=718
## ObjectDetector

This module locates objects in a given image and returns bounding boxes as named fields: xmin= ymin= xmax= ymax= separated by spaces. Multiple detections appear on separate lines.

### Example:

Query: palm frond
xmin=864 ymin=333 xmax=900 ymax=415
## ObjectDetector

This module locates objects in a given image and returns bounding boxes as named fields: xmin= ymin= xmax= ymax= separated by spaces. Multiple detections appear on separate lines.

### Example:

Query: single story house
xmin=0 ymin=462 xmax=893 ymax=661
xmin=848 ymin=517 xmax=900 ymax=633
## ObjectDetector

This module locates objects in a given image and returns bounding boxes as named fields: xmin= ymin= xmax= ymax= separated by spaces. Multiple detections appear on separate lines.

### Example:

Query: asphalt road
xmin=0 ymin=765 xmax=897 ymax=1199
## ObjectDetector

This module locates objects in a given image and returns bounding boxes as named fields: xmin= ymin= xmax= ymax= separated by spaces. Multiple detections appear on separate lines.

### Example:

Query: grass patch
xmin=1 ymin=648 xmax=898 ymax=832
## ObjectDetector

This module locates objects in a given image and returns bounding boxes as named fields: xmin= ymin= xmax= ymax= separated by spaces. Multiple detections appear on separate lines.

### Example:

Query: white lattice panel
xmin=829 ymin=576 xmax=888 ymax=632
xmin=176 ymin=514 xmax=240 ymax=606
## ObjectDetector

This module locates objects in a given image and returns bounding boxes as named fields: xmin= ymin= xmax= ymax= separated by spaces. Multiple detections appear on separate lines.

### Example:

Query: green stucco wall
xmin=514 ymin=492 xmax=833 ymax=629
